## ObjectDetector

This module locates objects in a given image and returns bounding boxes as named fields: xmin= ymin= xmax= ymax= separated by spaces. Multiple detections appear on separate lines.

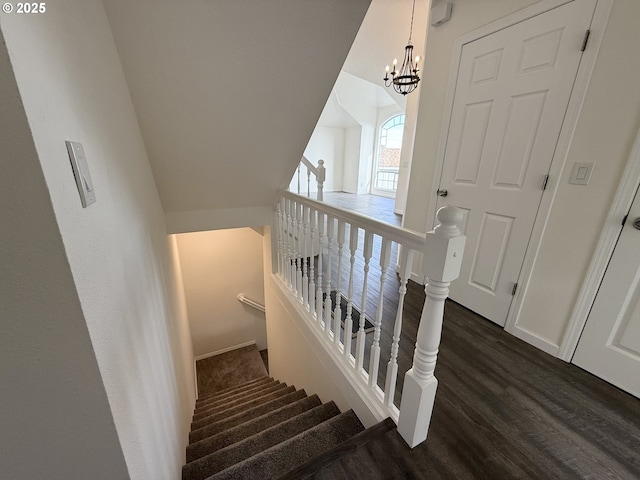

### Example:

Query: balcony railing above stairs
xmin=272 ymin=190 xmax=466 ymax=448
xmin=294 ymin=156 xmax=326 ymax=201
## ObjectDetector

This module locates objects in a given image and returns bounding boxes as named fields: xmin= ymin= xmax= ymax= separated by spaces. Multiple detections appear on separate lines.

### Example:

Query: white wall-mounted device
xmin=66 ymin=140 xmax=97 ymax=207
xmin=569 ymin=162 xmax=594 ymax=185
xmin=430 ymin=2 xmax=452 ymax=27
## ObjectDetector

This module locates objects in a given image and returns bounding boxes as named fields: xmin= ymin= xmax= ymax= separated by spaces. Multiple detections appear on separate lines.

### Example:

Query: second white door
xmin=436 ymin=0 xmax=596 ymax=325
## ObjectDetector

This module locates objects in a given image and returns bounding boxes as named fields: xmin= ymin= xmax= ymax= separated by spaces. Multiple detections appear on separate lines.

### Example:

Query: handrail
xmin=237 ymin=293 xmax=265 ymax=313
xmin=272 ymin=189 xmax=466 ymax=449
xmin=294 ymin=157 xmax=326 ymax=201
xmin=279 ymin=190 xmax=425 ymax=251
xmin=300 ymin=155 xmax=318 ymax=176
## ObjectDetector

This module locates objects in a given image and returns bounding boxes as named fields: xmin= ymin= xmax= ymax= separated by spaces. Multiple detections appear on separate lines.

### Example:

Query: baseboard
xmin=509 ymin=325 xmax=559 ymax=357
xmin=194 ymin=340 xmax=258 ymax=362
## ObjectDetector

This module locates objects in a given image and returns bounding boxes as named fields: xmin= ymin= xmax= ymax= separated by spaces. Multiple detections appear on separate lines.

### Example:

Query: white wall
xmin=176 ymin=228 xmax=267 ymax=357
xmin=0 ymin=28 xmax=129 ymax=480
xmin=343 ymin=126 xmax=364 ymax=193
xmin=0 ymin=1 xmax=195 ymax=478
xmin=290 ymin=127 xmax=345 ymax=195
xmin=102 ymin=0 xmax=370 ymax=233
xmin=403 ymin=0 xmax=640 ymax=352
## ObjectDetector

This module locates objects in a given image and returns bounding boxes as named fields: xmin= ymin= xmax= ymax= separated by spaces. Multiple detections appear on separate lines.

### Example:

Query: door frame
xmin=426 ymin=0 xmax=613 ymax=355
xmin=559 ymin=126 xmax=640 ymax=361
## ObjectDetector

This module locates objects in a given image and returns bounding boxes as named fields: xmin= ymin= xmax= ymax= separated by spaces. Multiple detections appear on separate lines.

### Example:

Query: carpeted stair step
xmin=278 ymin=417 xmax=397 ymax=480
xmin=204 ymin=410 xmax=365 ymax=480
xmin=195 ymin=379 xmax=278 ymax=411
xmin=186 ymin=394 xmax=323 ymax=463
xmin=189 ymin=389 xmax=308 ymax=444
xmin=182 ymin=402 xmax=342 ymax=480
xmin=193 ymin=382 xmax=286 ymax=420
xmin=191 ymin=385 xmax=296 ymax=431
xmin=196 ymin=377 xmax=272 ymax=406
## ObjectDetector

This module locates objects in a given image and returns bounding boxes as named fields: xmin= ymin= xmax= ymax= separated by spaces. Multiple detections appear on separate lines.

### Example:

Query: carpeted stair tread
xmin=278 ymin=417 xmax=397 ymax=480
xmin=196 ymin=377 xmax=272 ymax=405
xmin=189 ymin=389 xmax=308 ymax=444
xmin=195 ymin=379 xmax=278 ymax=411
xmin=182 ymin=402 xmax=342 ymax=480
xmin=186 ymin=394 xmax=323 ymax=463
xmin=193 ymin=382 xmax=287 ymax=420
xmin=204 ymin=410 xmax=365 ymax=480
xmin=191 ymin=385 xmax=296 ymax=430
xmin=196 ymin=345 xmax=268 ymax=398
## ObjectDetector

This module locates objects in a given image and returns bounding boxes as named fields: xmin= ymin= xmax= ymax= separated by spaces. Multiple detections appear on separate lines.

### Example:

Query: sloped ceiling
xmin=102 ymin=0 xmax=370 ymax=231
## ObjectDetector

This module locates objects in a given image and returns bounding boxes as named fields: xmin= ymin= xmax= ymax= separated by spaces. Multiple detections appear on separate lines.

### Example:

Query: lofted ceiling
xmin=102 ymin=0 xmax=371 ymax=231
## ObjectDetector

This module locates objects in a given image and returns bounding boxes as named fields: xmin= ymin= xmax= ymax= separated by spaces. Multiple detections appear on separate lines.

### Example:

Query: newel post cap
xmin=422 ymin=206 xmax=466 ymax=282
xmin=316 ymin=159 xmax=326 ymax=181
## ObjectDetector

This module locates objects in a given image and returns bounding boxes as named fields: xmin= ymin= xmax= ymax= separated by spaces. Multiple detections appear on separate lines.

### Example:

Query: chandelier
xmin=383 ymin=0 xmax=421 ymax=96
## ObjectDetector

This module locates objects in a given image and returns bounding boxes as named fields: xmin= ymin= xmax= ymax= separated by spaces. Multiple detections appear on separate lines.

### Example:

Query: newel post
xmin=397 ymin=206 xmax=466 ymax=448
xmin=316 ymin=160 xmax=326 ymax=202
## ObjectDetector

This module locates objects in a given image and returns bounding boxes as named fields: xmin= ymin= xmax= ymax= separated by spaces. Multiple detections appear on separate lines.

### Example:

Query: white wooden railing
xmin=294 ymin=156 xmax=326 ymax=201
xmin=273 ymin=190 xmax=465 ymax=447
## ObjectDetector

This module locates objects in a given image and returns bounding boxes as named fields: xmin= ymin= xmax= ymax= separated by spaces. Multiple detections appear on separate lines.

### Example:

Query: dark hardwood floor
xmin=307 ymin=192 xmax=640 ymax=479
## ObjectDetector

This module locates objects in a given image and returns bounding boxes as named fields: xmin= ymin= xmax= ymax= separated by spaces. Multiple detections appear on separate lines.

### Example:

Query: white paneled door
xmin=436 ymin=0 xmax=596 ymax=325
xmin=573 ymin=187 xmax=640 ymax=399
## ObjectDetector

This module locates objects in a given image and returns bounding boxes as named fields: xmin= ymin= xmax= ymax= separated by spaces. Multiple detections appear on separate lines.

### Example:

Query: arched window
xmin=372 ymin=114 xmax=405 ymax=195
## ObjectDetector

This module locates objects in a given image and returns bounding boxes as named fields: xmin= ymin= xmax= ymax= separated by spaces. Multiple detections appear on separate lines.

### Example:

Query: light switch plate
xmin=66 ymin=141 xmax=96 ymax=207
xmin=569 ymin=162 xmax=594 ymax=185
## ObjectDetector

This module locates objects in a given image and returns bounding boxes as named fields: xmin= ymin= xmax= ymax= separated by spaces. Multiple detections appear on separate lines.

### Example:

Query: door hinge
xmin=542 ymin=174 xmax=550 ymax=191
xmin=622 ymin=214 xmax=628 ymax=227
xmin=581 ymin=29 xmax=591 ymax=52
xmin=512 ymin=282 xmax=518 ymax=296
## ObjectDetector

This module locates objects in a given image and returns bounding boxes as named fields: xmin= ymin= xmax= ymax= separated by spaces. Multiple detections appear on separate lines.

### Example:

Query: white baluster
xmin=277 ymin=199 xmax=284 ymax=278
xmin=316 ymin=211 xmax=325 ymax=328
xmin=302 ymin=205 xmax=309 ymax=309
xmin=344 ymin=225 xmax=359 ymax=359
xmin=334 ymin=220 xmax=346 ymax=349
xmin=384 ymin=247 xmax=414 ymax=408
xmin=355 ymin=231 xmax=373 ymax=372
xmin=286 ymin=198 xmax=294 ymax=288
xmin=316 ymin=160 xmax=326 ymax=202
xmin=398 ymin=206 xmax=465 ymax=448
xmin=369 ymin=237 xmax=391 ymax=389
xmin=325 ymin=216 xmax=335 ymax=339
xmin=296 ymin=201 xmax=303 ymax=299
xmin=308 ymin=208 xmax=317 ymax=317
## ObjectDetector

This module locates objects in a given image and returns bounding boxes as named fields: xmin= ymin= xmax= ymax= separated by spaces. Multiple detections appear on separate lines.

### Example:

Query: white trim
xmin=194 ymin=340 xmax=257 ymax=362
xmin=425 ymin=0 xmax=577 ymax=233
xmin=558 ymin=128 xmax=640 ymax=361
xmin=423 ymin=0 xmax=613 ymax=353
xmin=505 ymin=0 xmax=612 ymax=339
xmin=511 ymin=325 xmax=560 ymax=357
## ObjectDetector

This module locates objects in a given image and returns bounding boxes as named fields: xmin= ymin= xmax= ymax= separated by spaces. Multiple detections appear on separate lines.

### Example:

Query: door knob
xmin=633 ymin=217 xmax=640 ymax=230
xmin=437 ymin=189 xmax=448 ymax=197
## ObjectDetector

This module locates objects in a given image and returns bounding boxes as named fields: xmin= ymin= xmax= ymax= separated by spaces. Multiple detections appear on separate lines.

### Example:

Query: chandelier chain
xmin=409 ymin=0 xmax=416 ymax=43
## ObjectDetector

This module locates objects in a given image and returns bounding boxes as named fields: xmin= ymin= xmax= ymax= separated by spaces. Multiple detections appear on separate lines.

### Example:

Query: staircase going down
xmin=183 ymin=375 xmax=398 ymax=480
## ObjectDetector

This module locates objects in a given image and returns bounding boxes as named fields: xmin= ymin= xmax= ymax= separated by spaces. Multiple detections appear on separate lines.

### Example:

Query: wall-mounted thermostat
xmin=66 ymin=141 xmax=96 ymax=207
